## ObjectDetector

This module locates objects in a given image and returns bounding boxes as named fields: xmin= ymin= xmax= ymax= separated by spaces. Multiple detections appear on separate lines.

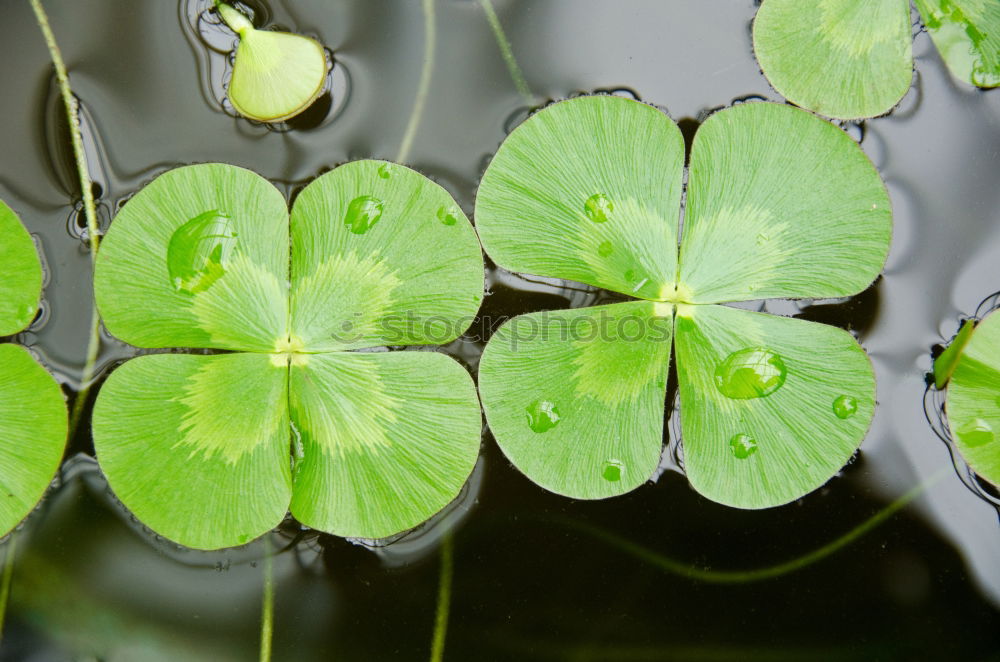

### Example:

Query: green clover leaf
xmin=476 ymin=96 xmax=891 ymax=508
xmin=936 ymin=311 xmax=1000 ymax=487
xmin=753 ymin=0 xmax=1000 ymax=120
xmin=0 ymin=199 xmax=69 ymax=537
xmin=92 ymin=161 xmax=484 ymax=549
xmin=216 ymin=2 xmax=329 ymax=123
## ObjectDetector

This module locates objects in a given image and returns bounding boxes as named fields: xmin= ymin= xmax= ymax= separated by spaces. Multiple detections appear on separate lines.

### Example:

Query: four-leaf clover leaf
xmin=753 ymin=0 xmax=1000 ymax=120
xmin=0 ymin=199 xmax=68 ymax=536
xmin=475 ymin=96 xmax=892 ymax=508
xmin=92 ymin=161 xmax=484 ymax=549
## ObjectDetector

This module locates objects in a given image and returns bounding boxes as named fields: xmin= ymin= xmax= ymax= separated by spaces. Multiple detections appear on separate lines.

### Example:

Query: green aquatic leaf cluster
xmin=753 ymin=0 xmax=1000 ymax=119
xmin=0 ymin=201 xmax=67 ymax=538
xmin=475 ymin=96 xmax=891 ymax=508
xmin=92 ymin=161 xmax=484 ymax=550
xmin=216 ymin=2 xmax=329 ymax=122
xmin=936 ymin=312 xmax=1000 ymax=487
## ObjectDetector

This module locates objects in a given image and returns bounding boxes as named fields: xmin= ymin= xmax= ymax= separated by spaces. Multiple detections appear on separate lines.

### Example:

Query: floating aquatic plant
xmin=92 ymin=161 xmax=484 ymax=550
xmin=753 ymin=0 xmax=1000 ymax=120
xmin=216 ymin=1 xmax=329 ymax=122
xmin=0 ymin=200 xmax=68 ymax=537
xmin=475 ymin=95 xmax=891 ymax=508
xmin=934 ymin=312 xmax=1000 ymax=486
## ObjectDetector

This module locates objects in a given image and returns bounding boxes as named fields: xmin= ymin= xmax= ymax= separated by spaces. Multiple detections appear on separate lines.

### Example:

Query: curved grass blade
xmin=95 ymin=164 xmax=289 ymax=352
xmin=0 ymin=344 xmax=67 ymax=537
xmin=479 ymin=302 xmax=672 ymax=499
xmin=914 ymin=0 xmax=1000 ymax=87
xmin=92 ymin=353 xmax=292 ymax=550
xmin=0 ymin=201 xmax=42 ymax=336
xmin=945 ymin=309 xmax=1000 ymax=486
xmin=674 ymin=304 xmax=875 ymax=509
xmin=679 ymin=102 xmax=891 ymax=304
xmin=475 ymin=96 xmax=683 ymax=301
xmin=288 ymin=351 xmax=481 ymax=539
xmin=289 ymin=160 xmax=484 ymax=351
xmin=934 ymin=318 xmax=976 ymax=389
xmin=218 ymin=3 xmax=329 ymax=123
xmin=752 ymin=0 xmax=913 ymax=119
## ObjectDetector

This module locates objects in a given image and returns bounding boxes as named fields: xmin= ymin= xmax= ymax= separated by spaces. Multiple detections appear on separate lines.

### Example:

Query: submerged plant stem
xmin=478 ymin=0 xmax=533 ymax=103
xmin=570 ymin=469 xmax=949 ymax=584
xmin=397 ymin=0 xmax=436 ymax=164
xmin=0 ymin=537 xmax=16 ymax=647
xmin=260 ymin=536 xmax=274 ymax=662
xmin=429 ymin=531 xmax=454 ymax=662
xmin=30 ymin=0 xmax=102 ymax=436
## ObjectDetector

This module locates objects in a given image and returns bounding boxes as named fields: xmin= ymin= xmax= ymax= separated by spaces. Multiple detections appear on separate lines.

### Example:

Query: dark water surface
xmin=1 ymin=0 xmax=999 ymax=660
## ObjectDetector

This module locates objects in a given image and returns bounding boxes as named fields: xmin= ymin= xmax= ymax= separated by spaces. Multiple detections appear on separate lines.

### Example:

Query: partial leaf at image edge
xmin=674 ymin=304 xmax=875 ymax=509
xmin=289 ymin=160 xmax=484 ymax=352
xmin=289 ymin=350 xmax=482 ymax=539
xmin=475 ymin=95 xmax=683 ymax=302
xmin=94 ymin=163 xmax=290 ymax=352
xmin=478 ymin=301 xmax=672 ymax=499
xmin=752 ymin=0 xmax=913 ymax=119
xmin=0 ymin=344 xmax=68 ymax=537
xmin=92 ymin=353 xmax=292 ymax=550
xmin=679 ymin=102 xmax=892 ymax=304
xmin=914 ymin=0 xmax=1000 ymax=88
xmin=945 ymin=309 xmax=1000 ymax=487
xmin=0 ymin=200 xmax=43 ymax=337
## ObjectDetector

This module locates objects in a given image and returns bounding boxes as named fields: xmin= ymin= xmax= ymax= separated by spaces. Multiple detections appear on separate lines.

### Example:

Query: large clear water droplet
xmin=714 ymin=347 xmax=787 ymax=399
xmin=832 ymin=395 xmax=858 ymax=419
xmin=584 ymin=193 xmax=613 ymax=223
xmin=526 ymin=399 xmax=560 ymax=433
xmin=602 ymin=459 xmax=624 ymax=482
xmin=344 ymin=195 xmax=384 ymax=234
xmin=167 ymin=210 xmax=238 ymax=294
xmin=436 ymin=205 xmax=458 ymax=226
xmin=956 ymin=418 xmax=994 ymax=448
xmin=729 ymin=433 xmax=758 ymax=459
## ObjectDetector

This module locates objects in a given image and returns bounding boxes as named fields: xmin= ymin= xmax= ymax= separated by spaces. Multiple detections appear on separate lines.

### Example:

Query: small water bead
xmin=832 ymin=395 xmax=858 ymax=419
xmin=956 ymin=418 xmax=994 ymax=448
xmin=436 ymin=206 xmax=458 ymax=226
xmin=597 ymin=240 xmax=614 ymax=257
xmin=602 ymin=459 xmax=624 ymax=482
xmin=167 ymin=210 xmax=238 ymax=294
xmin=526 ymin=399 xmax=560 ymax=433
xmin=714 ymin=347 xmax=787 ymax=400
xmin=377 ymin=163 xmax=392 ymax=179
xmin=344 ymin=195 xmax=384 ymax=234
xmin=729 ymin=433 xmax=758 ymax=459
xmin=584 ymin=193 xmax=613 ymax=223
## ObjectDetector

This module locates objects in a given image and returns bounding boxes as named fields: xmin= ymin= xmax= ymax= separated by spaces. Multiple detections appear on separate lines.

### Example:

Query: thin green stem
xmin=30 ymin=0 xmax=102 ymax=437
xmin=397 ymin=0 xmax=436 ymax=164
xmin=260 ymin=536 xmax=274 ymax=662
xmin=429 ymin=531 xmax=454 ymax=662
xmin=0 ymin=536 xmax=17 ymax=647
xmin=478 ymin=0 xmax=533 ymax=104
xmin=568 ymin=469 xmax=949 ymax=585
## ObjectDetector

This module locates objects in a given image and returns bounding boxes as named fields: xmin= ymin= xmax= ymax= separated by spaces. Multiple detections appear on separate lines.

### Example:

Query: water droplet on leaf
xmin=832 ymin=395 xmax=858 ymax=419
xmin=956 ymin=418 xmax=994 ymax=448
xmin=729 ymin=433 xmax=758 ymax=459
xmin=167 ymin=210 xmax=238 ymax=294
xmin=598 ymin=240 xmax=614 ymax=257
xmin=436 ymin=206 xmax=458 ymax=226
xmin=584 ymin=193 xmax=613 ymax=223
xmin=377 ymin=163 xmax=392 ymax=179
xmin=602 ymin=459 xmax=624 ymax=482
xmin=525 ymin=399 xmax=560 ymax=433
xmin=344 ymin=195 xmax=384 ymax=234
xmin=714 ymin=347 xmax=787 ymax=399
